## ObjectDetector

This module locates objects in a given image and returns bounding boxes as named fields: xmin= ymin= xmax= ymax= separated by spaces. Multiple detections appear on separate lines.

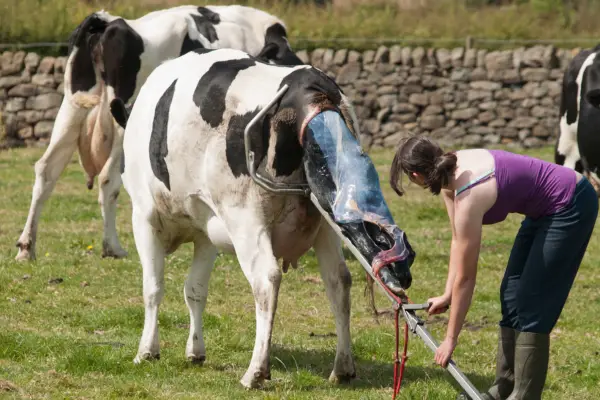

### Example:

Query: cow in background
xmin=15 ymin=5 xmax=303 ymax=261
xmin=555 ymin=45 xmax=600 ymax=196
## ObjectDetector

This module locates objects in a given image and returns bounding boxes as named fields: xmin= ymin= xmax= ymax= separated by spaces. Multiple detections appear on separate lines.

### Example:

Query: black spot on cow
xmin=110 ymin=98 xmax=129 ymax=129
xmin=256 ymin=23 xmax=304 ymax=66
xmin=149 ymin=79 xmax=178 ymax=190
xmin=197 ymin=7 xmax=221 ymax=23
xmin=225 ymin=109 xmax=270 ymax=177
xmin=584 ymin=58 xmax=600 ymax=109
xmin=272 ymin=110 xmax=303 ymax=176
xmin=120 ymin=152 xmax=125 ymax=175
xmin=101 ymin=19 xmax=145 ymax=104
xmin=180 ymin=33 xmax=205 ymax=56
xmin=190 ymin=7 xmax=220 ymax=44
xmin=193 ymin=58 xmax=256 ymax=127
xmin=560 ymin=48 xmax=594 ymax=125
xmin=68 ymin=13 xmax=108 ymax=94
xmin=192 ymin=47 xmax=214 ymax=55
xmin=577 ymin=60 xmax=600 ymax=176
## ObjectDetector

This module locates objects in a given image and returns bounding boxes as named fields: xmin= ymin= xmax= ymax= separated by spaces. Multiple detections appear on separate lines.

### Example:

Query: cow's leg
xmin=98 ymin=119 xmax=127 ymax=258
xmin=184 ymin=234 xmax=217 ymax=364
xmin=227 ymin=218 xmax=282 ymax=389
xmin=132 ymin=209 xmax=165 ymax=363
xmin=16 ymin=99 xmax=84 ymax=261
xmin=312 ymin=222 xmax=356 ymax=383
xmin=557 ymin=114 xmax=582 ymax=171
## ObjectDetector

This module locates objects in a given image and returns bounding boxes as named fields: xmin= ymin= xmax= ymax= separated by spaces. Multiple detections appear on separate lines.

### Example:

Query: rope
xmin=372 ymin=263 xmax=413 ymax=399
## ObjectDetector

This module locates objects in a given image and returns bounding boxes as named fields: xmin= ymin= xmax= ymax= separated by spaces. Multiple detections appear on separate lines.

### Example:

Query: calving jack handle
xmin=309 ymin=194 xmax=485 ymax=400
xmin=242 ymin=86 xmax=484 ymax=400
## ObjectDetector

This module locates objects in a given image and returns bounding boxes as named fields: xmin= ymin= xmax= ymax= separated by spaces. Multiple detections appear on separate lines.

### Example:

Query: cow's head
xmin=256 ymin=23 xmax=304 ymax=66
xmin=266 ymin=67 xmax=415 ymax=293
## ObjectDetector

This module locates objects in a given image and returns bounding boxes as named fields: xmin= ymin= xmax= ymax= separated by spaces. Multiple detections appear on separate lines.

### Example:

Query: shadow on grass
xmin=267 ymin=343 xmax=493 ymax=393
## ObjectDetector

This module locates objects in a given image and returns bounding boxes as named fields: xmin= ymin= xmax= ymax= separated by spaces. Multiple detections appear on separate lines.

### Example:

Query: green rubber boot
xmin=484 ymin=327 xmax=517 ymax=399
xmin=506 ymin=331 xmax=549 ymax=400
xmin=456 ymin=327 xmax=516 ymax=400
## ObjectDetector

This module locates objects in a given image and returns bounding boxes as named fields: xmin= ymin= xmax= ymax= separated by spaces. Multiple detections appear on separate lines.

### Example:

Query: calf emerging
xmin=113 ymin=48 xmax=415 ymax=388
xmin=15 ymin=5 xmax=303 ymax=261
xmin=555 ymin=46 xmax=600 ymax=195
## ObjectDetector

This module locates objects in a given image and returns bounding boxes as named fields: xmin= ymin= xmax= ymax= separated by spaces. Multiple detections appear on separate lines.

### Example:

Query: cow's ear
xmin=585 ymin=65 xmax=600 ymax=108
xmin=256 ymin=43 xmax=279 ymax=63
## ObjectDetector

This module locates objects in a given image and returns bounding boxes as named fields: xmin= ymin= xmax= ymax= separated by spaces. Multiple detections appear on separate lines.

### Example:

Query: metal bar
xmin=402 ymin=310 xmax=485 ymax=400
xmin=308 ymin=193 xmax=484 ymax=400
xmin=244 ymin=84 xmax=310 ymax=196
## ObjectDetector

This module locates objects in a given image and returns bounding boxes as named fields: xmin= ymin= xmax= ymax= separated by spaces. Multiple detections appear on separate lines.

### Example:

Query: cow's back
xmin=122 ymin=49 xmax=303 ymax=207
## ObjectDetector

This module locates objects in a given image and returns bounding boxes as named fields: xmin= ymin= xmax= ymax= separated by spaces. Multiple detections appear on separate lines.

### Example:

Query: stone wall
xmin=0 ymin=45 xmax=577 ymax=150
xmin=0 ymin=52 xmax=66 ymax=148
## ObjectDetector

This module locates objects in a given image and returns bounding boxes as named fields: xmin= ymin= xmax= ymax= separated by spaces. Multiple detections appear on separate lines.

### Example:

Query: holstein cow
xmin=555 ymin=45 xmax=600 ymax=195
xmin=15 ymin=5 xmax=303 ymax=261
xmin=110 ymin=47 xmax=416 ymax=388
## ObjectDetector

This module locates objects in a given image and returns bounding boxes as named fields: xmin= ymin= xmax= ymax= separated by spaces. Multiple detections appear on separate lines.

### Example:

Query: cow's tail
xmin=110 ymin=98 xmax=130 ymax=129
xmin=67 ymin=12 xmax=110 ymax=109
xmin=72 ymin=92 xmax=101 ymax=108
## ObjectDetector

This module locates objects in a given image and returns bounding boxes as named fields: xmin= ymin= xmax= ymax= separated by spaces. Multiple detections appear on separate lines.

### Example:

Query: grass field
xmin=0 ymin=145 xmax=598 ymax=399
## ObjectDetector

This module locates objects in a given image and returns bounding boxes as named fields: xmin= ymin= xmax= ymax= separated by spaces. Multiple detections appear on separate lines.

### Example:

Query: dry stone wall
xmin=0 ymin=45 xmax=577 ymax=150
xmin=0 ymin=51 xmax=66 ymax=148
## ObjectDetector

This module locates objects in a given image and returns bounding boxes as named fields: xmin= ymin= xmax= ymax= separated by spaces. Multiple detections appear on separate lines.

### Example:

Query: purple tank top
xmin=482 ymin=150 xmax=577 ymax=225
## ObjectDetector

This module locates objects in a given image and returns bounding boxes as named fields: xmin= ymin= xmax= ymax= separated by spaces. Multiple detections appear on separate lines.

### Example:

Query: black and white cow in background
xmin=555 ymin=45 xmax=600 ymax=196
xmin=15 ymin=5 xmax=303 ymax=261
xmin=110 ymin=47 xmax=415 ymax=388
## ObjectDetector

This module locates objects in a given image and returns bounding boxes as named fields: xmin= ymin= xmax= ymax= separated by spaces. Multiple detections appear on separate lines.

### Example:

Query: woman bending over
xmin=389 ymin=136 xmax=597 ymax=400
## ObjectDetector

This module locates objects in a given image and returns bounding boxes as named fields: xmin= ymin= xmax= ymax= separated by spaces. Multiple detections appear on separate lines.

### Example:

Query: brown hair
xmin=390 ymin=135 xmax=457 ymax=196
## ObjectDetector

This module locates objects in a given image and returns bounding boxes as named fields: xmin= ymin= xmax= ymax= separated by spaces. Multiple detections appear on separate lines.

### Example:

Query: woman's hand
xmin=427 ymin=293 xmax=451 ymax=315
xmin=434 ymin=337 xmax=457 ymax=368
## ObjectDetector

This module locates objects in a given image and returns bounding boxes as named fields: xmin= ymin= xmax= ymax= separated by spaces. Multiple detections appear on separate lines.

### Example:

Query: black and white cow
xmin=15 ymin=5 xmax=303 ymax=261
xmin=555 ymin=45 xmax=600 ymax=196
xmin=111 ymin=47 xmax=415 ymax=388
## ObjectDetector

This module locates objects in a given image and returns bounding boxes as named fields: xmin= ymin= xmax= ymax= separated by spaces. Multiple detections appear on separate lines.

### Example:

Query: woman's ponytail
xmin=427 ymin=152 xmax=457 ymax=195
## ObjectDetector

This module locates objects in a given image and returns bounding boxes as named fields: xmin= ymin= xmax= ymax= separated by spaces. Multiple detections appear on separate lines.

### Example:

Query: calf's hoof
xmin=15 ymin=249 xmax=34 ymax=262
xmin=329 ymin=353 xmax=356 ymax=384
xmin=133 ymin=352 xmax=160 ymax=364
xmin=187 ymin=355 xmax=206 ymax=365
xmin=328 ymin=370 xmax=356 ymax=384
xmin=15 ymin=242 xmax=35 ymax=262
xmin=240 ymin=369 xmax=269 ymax=389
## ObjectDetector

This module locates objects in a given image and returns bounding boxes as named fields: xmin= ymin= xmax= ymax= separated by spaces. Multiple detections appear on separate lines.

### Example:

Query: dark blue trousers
xmin=499 ymin=177 xmax=598 ymax=334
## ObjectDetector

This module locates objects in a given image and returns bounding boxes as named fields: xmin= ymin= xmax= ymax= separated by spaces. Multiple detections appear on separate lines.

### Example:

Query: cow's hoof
xmin=15 ymin=249 xmax=34 ymax=262
xmin=328 ymin=370 xmax=356 ymax=384
xmin=240 ymin=370 xmax=267 ymax=389
xmin=187 ymin=355 xmax=206 ymax=365
xmin=101 ymin=243 xmax=128 ymax=259
xmin=133 ymin=352 xmax=160 ymax=364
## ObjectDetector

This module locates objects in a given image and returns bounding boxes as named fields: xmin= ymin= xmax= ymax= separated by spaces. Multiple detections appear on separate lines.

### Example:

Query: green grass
xmin=0 ymin=145 xmax=598 ymax=399
xmin=3 ymin=0 xmax=600 ymax=54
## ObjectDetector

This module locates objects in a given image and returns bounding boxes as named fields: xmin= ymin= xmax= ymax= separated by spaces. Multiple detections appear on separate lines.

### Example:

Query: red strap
xmin=372 ymin=264 xmax=412 ymax=399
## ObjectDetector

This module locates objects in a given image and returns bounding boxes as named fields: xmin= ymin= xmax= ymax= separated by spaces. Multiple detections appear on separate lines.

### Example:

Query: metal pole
xmin=309 ymin=193 xmax=485 ymax=400
xmin=243 ymin=84 xmax=310 ymax=196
